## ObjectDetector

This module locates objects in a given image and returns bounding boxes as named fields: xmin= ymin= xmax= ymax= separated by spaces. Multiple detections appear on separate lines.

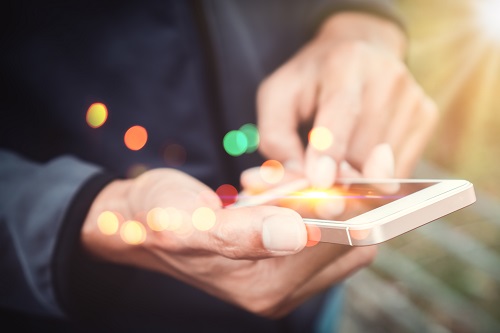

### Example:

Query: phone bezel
xmin=303 ymin=178 xmax=476 ymax=246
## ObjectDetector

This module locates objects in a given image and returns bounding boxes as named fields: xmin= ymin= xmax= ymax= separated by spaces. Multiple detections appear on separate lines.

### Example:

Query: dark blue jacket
xmin=0 ymin=1 xmax=401 ymax=332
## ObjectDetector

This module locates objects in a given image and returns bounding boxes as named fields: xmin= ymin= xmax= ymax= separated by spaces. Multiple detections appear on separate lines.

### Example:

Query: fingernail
xmin=262 ymin=214 xmax=305 ymax=252
xmin=339 ymin=160 xmax=361 ymax=178
xmin=310 ymin=156 xmax=337 ymax=189
xmin=362 ymin=144 xmax=395 ymax=179
xmin=241 ymin=167 xmax=261 ymax=180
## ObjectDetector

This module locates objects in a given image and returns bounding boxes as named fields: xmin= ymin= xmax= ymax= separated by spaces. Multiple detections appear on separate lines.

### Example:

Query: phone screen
xmin=274 ymin=181 xmax=441 ymax=223
xmin=234 ymin=179 xmax=474 ymax=245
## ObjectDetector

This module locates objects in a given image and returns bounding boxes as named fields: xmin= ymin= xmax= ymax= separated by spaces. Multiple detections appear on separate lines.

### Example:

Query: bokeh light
xmin=349 ymin=228 xmax=371 ymax=241
xmin=192 ymin=207 xmax=217 ymax=231
xmin=239 ymin=123 xmax=260 ymax=153
xmin=120 ymin=220 xmax=146 ymax=245
xmin=147 ymin=207 xmax=169 ymax=231
xmin=124 ymin=125 xmax=148 ymax=151
xmin=306 ymin=224 xmax=321 ymax=247
xmin=97 ymin=211 xmax=119 ymax=235
xmin=127 ymin=163 xmax=148 ymax=178
xmin=475 ymin=0 xmax=500 ymax=42
xmin=223 ymin=130 xmax=248 ymax=156
xmin=259 ymin=160 xmax=285 ymax=184
xmin=86 ymin=102 xmax=108 ymax=128
xmin=309 ymin=126 xmax=333 ymax=151
xmin=163 ymin=143 xmax=187 ymax=167
xmin=216 ymin=184 xmax=238 ymax=207
xmin=164 ymin=207 xmax=183 ymax=231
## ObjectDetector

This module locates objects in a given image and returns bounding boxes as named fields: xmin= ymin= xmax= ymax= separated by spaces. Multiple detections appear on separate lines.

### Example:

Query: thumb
xmin=210 ymin=206 xmax=307 ymax=259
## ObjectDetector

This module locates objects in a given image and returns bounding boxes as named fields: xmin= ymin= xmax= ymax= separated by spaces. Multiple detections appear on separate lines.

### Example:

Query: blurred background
xmin=338 ymin=0 xmax=500 ymax=332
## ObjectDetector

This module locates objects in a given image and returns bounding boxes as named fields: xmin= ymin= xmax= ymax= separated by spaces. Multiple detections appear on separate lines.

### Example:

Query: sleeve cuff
xmin=51 ymin=171 xmax=117 ymax=317
xmin=308 ymin=0 xmax=406 ymax=36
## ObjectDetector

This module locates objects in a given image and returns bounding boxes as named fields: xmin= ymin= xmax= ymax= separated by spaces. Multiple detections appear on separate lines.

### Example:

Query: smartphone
xmin=230 ymin=178 xmax=476 ymax=246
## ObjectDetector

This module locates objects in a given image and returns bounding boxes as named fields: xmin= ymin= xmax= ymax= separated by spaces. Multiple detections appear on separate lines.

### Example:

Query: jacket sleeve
xmin=0 ymin=150 xmax=115 ymax=317
xmin=308 ymin=0 xmax=405 ymax=35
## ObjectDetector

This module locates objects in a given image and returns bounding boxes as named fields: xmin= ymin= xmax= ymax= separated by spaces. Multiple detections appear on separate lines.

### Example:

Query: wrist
xmin=316 ymin=11 xmax=407 ymax=58
xmin=80 ymin=178 xmax=134 ymax=261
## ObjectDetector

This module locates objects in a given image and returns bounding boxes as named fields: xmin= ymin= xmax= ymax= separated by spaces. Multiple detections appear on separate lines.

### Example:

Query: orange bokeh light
xmin=259 ymin=160 xmax=285 ymax=184
xmin=305 ymin=224 xmax=321 ymax=247
xmin=124 ymin=125 xmax=148 ymax=151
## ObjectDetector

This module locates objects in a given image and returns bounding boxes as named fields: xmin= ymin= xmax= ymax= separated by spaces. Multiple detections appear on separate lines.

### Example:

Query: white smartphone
xmin=230 ymin=178 xmax=476 ymax=246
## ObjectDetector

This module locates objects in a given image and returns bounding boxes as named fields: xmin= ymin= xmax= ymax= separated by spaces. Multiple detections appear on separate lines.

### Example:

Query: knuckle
xmin=338 ymin=40 xmax=369 ymax=58
xmin=257 ymin=68 xmax=294 ymax=102
xmin=258 ymin=131 xmax=284 ymax=158
xmin=417 ymin=96 xmax=440 ymax=128
xmin=257 ymin=76 xmax=274 ymax=100
xmin=390 ymin=59 xmax=407 ymax=77
xmin=323 ymin=41 xmax=367 ymax=71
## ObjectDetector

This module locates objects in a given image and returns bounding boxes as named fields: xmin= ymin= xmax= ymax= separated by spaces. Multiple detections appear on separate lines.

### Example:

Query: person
xmin=0 ymin=0 xmax=438 ymax=332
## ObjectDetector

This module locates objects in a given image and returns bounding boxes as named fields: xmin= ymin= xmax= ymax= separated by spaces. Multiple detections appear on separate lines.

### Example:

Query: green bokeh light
xmin=239 ymin=123 xmax=260 ymax=153
xmin=223 ymin=130 xmax=248 ymax=156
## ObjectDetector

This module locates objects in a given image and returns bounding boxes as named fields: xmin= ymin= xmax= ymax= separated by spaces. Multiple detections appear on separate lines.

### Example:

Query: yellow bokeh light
xmin=309 ymin=126 xmax=333 ymax=151
xmin=147 ymin=207 xmax=169 ymax=231
xmin=164 ymin=207 xmax=183 ymax=231
xmin=97 ymin=211 xmax=119 ymax=235
xmin=120 ymin=220 xmax=146 ymax=245
xmin=86 ymin=102 xmax=108 ymax=128
xmin=192 ymin=207 xmax=216 ymax=231
xmin=259 ymin=160 xmax=284 ymax=184
xmin=294 ymin=188 xmax=342 ymax=202
xmin=289 ymin=188 xmax=346 ymax=219
xmin=300 ymin=190 xmax=330 ymax=199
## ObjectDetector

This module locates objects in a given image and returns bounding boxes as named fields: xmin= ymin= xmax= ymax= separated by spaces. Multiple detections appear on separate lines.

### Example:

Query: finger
xmin=240 ymin=166 xmax=305 ymax=195
xmin=203 ymin=206 xmax=308 ymax=259
xmin=391 ymin=97 xmax=439 ymax=177
xmin=235 ymin=178 xmax=310 ymax=208
xmin=346 ymin=59 xmax=409 ymax=170
xmin=257 ymin=73 xmax=311 ymax=168
xmin=338 ymin=160 xmax=362 ymax=179
xmin=362 ymin=143 xmax=395 ymax=179
xmin=382 ymin=83 xmax=439 ymax=177
xmin=362 ymin=143 xmax=400 ymax=194
xmin=305 ymin=60 xmax=363 ymax=189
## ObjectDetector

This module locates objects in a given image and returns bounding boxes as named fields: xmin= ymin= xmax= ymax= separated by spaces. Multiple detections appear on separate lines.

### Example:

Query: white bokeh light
xmin=476 ymin=0 xmax=500 ymax=42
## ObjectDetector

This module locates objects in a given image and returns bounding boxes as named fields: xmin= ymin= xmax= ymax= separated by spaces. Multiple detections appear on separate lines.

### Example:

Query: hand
xmin=81 ymin=168 xmax=375 ymax=317
xmin=257 ymin=12 xmax=438 ymax=188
